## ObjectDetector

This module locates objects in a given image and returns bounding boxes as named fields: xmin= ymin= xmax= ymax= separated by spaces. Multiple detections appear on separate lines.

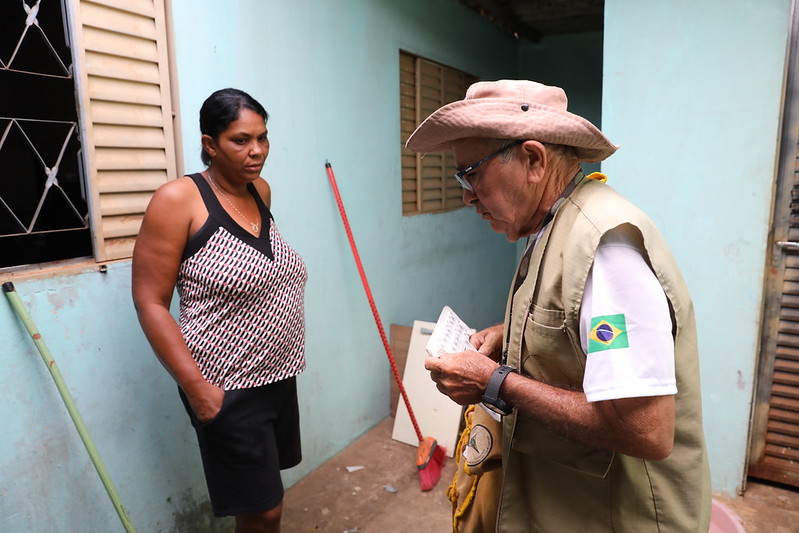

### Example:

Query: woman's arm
xmin=132 ymin=178 xmax=223 ymax=422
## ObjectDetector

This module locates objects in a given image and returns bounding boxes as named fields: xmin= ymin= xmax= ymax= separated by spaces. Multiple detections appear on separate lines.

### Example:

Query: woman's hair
xmin=199 ymin=88 xmax=269 ymax=166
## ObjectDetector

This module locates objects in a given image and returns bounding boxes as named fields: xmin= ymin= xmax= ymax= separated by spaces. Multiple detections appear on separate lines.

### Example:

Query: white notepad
xmin=425 ymin=306 xmax=476 ymax=357
xmin=424 ymin=306 xmax=502 ymax=422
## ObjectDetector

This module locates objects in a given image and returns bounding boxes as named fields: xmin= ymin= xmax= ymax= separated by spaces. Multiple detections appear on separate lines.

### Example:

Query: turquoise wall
xmin=0 ymin=264 xmax=221 ymax=532
xmin=517 ymin=30 xmax=605 ymax=204
xmin=518 ymin=31 xmax=605 ymax=165
xmin=0 ymin=1 xmax=519 ymax=531
xmin=169 ymin=0 xmax=519 ymax=490
xmin=602 ymin=0 xmax=792 ymax=494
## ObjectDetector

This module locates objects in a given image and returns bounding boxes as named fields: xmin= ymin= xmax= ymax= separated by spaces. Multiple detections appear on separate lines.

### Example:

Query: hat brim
xmin=405 ymin=98 xmax=618 ymax=163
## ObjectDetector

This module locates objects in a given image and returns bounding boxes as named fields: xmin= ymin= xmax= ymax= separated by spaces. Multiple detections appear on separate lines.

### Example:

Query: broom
xmin=325 ymin=161 xmax=446 ymax=491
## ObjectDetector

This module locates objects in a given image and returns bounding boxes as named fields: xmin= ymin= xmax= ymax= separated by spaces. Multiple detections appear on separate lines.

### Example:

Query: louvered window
xmin=0 ymin=0 xmax=177 ymax=269
xmin=1 ymin=0 xmax=92 ymax=267
xmin=400 ymin=51 xmax=477 ymax=216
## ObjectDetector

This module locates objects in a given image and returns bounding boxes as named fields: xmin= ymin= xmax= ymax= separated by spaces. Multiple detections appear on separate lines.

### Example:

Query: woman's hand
xmin=185 ymin=380 xmax=226 ymax=424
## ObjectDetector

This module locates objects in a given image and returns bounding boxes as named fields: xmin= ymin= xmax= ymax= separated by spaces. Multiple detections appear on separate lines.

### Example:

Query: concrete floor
xmin=283 ymin=416 xmax=799 ymax=533
xmin=282 ymin=417 xmax=455 ymax=532
xmin=715 ymin=480 xmax=799 ymax=533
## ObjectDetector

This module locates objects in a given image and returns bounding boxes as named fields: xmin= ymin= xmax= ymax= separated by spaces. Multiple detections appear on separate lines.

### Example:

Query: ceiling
xmin=457 ymin=0 xmax=605 ymax=42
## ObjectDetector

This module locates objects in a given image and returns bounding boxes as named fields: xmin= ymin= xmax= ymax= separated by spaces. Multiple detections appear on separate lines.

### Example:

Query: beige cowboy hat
xmin=405 ymin=79 xmax=618 ymax=163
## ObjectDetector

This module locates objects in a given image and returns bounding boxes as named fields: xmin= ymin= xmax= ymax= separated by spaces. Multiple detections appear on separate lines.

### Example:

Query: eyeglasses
xmin=453 ymin=140 xmax=523 ymax=192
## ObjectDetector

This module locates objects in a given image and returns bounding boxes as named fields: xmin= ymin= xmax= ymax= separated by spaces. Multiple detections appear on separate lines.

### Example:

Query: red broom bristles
xmin=417 ymin=436 xmax=447 ymax=491
xmin=326 ymin=161 xmax=445 ymax=491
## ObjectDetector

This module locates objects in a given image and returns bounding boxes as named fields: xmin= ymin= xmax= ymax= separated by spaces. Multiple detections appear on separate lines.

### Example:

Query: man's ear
xmin=201 ymin=134 xmax=216 ymax=160
xmin=521 ymin=140 xmax=547 ymax=183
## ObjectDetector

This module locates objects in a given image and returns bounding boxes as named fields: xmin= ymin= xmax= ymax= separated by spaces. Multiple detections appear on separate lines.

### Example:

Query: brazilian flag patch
xmin=588 ymin=314 xmax=629 ymax=353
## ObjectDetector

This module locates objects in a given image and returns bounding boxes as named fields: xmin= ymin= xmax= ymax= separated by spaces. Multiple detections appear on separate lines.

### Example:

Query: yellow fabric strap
xmin=585 ymin=172 xmax=608 ymax=183
xmin=447 ymin=406 xmax=481 ymax=533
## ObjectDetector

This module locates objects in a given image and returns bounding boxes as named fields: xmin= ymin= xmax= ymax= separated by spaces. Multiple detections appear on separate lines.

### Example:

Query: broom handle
xmin=325 ymin=162 xmax=424 ymax=443
xmin=2 ymin=282 xmax=136 ymax=533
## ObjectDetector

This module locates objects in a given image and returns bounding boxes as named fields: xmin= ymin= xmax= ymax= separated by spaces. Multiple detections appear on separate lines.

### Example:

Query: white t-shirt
xmin=578 ymin=225 xmax=677 ymax=402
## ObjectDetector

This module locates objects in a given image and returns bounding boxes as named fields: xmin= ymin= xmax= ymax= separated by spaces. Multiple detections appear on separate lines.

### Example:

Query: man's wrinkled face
xmin=452 ymin=138 xmax=545 ymax=242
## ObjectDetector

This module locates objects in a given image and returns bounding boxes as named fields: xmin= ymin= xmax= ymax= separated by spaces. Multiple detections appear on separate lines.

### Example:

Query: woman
xmin=132 ymin=88 xmax=307 ymax=533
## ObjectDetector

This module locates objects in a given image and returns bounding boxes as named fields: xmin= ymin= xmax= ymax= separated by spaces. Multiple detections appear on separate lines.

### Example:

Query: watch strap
xmin=482 ymin=364 xmax=515 ymax=414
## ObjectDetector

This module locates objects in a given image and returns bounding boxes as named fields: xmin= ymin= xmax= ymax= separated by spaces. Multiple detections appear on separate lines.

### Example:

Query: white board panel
xmin=391 ymin=320 xmax=462 ymax=457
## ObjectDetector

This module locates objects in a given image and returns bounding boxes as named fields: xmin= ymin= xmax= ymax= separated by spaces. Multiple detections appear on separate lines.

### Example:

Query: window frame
xmin=2 ymin=0 xmax=179 ymax=279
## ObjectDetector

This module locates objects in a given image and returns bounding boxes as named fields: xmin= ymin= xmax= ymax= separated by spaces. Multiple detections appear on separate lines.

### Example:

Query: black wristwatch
xmin=482 ymin=364 xmax=516 ymax=416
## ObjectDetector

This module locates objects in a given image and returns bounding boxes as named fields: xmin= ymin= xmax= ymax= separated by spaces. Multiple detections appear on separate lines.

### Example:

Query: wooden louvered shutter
xmin=750 ymin=206 xmax=799 ymax=486
xmin=70 ymin=0 xmax=176 ymax=260
xmin=400 ymin=51 xmax=477 ymax=215
xmin=400 ymin=52 xmax=418 ymax=214
xmin=750 ymin=225 xmax=799 ymax=487
xmin=749 ymin=7 xmax=799 ymax=487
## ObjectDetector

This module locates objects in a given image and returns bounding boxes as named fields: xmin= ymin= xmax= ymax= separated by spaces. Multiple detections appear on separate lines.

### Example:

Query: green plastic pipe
xmin=3 ymin=282 xmax=136 ymax=533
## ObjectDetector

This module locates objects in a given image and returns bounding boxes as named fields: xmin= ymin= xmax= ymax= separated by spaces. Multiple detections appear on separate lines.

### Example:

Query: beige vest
xmin=497 ymin=179 xmax=711 ymax=532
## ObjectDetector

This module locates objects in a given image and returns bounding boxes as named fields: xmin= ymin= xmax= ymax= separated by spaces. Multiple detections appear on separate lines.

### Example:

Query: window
xmin=399 ymin=51 xmax=478 ymax=216
xmin=0 ymin=0 xmax=178 ymax=269
xmin=1 ymin=0 xmax=91 ymax=268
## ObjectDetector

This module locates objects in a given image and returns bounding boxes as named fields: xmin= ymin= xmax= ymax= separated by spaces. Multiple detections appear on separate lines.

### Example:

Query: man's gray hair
xmin=483 ymin=138 xmax=578 ymax=162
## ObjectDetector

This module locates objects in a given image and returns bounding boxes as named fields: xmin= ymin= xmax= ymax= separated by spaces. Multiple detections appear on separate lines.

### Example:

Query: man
xmin=406 ymin=80 xmax=711 ymax=532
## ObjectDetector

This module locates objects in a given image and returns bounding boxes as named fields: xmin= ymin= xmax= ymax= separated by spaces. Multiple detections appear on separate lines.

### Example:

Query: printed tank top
xmin=177 ymin=173 xmax=307 ymax=390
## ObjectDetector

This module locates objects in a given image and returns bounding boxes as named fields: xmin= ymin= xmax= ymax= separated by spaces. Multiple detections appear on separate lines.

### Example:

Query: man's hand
xmin=425 ymin=350 xmax=498 ymax=405
xmin=469 ymin=323 xmax=504 ymax=361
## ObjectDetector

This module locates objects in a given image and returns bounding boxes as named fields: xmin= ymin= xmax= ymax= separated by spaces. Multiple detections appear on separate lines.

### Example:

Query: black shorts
xmin=179 ymin=377 xmax=302 ymax=517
